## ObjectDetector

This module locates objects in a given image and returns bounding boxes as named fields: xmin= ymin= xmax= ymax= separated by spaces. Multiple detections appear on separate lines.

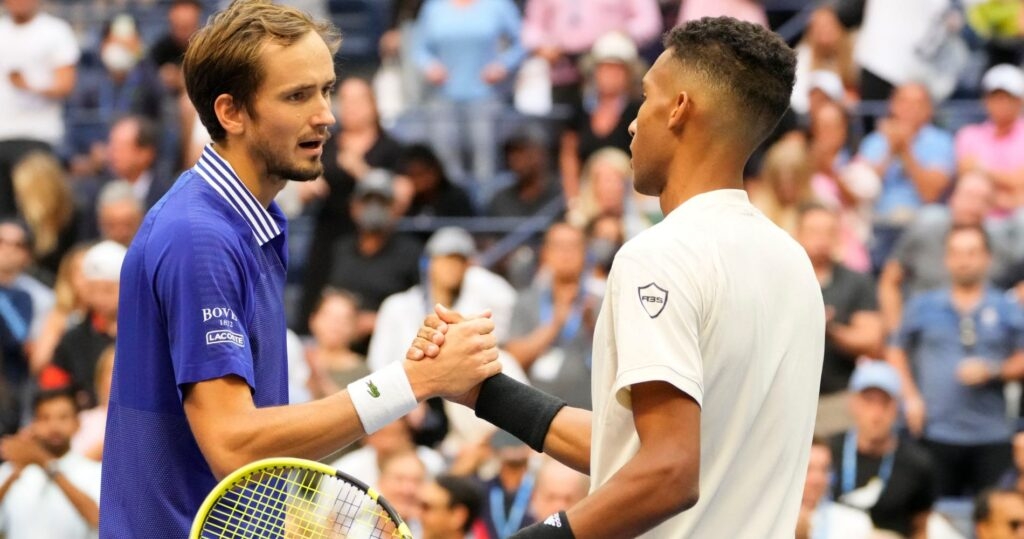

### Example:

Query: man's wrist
xmin=347 ymin=361 xmax=419 ymax=434
xmin=510 ymin=511 xmax=575 ymax=538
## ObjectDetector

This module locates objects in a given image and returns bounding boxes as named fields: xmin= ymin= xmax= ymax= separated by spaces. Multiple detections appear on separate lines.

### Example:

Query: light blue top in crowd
xmin=858 ymin=124 xmax=956 ymax=220
xmin=895 ymin=287 xmax=1024 ymax=445
xmin=414 ymin=0 xmax=526 ymax=102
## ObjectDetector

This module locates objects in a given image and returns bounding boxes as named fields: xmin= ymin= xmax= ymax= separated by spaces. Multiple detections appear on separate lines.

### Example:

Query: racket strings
xmin=198 ymin=465 xmax=400 ymax=538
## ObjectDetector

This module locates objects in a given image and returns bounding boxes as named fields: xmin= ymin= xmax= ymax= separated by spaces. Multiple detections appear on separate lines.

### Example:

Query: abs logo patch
xmin=637 ymin=283 xmax=668 ymax=318
xmin=205 ymin=329 xmax=245 ymax=348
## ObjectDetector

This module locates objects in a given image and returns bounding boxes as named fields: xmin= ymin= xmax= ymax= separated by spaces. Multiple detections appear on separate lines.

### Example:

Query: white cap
xmin=808 ymin=70 xmax=844 ymax=102
xmin=590 ymin=31 xmax=639 ymax=65
xmin=425 ymin=227 xmax=476 ymax=258
xmin=982 ymin=64 xmax=1024 ymax=98
xmin=82 ymin=240 xmax=128 ymax=282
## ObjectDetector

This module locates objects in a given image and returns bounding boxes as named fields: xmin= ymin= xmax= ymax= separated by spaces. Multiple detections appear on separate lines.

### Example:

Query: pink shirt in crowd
xmin=521 ymin=0 xmax=662 ymax=55
xmin=955 ymin=118 xmax=1024 ymax=213
xmin=677 ymin=0 xmax=768 ymax=27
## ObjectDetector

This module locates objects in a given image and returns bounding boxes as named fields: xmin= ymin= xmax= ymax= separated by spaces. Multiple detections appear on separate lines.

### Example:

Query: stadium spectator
xmin=855 ymin=0 xmax=965 ymax=102
xmin=808 ymin=100 xmax=879 ymax=271
xmin=795 ymin=204 xmax=884 ymax=437
xmin=677 ymin=0 xmax=767 ymax=27
xmin=418 ymin=474 xmax=485 ymax=539
xmin=94 ymin=179 xmax=144 ymax=247
xmin=368 ymin=227 xmax=516 ymax=372
xmin=0 ymin=0 xmax=79 ymax=219
xmin=749 ymin=135 xmax=816 ymax=235
xmin=559 ymin=32 xmax=643 ymax=201
xmin=487 ymin=124 xmax=562 ymax=218
xmin=414 ymin=0 xmax=525 ymax=192
xmin=66 ymin=15 xmax=163 ymax=177
xmin=325 ymin=169 xmax=422 ymax=348
xmin=568 ymin=147 xmax=654 ymax=238
xmin=377 ymin=449 xmax=428 ymax=539
xmin=505 ymin=222 xmax=595 ymax=409
xmin=0 ymin=387 xmax=100 ymax=538
xmin=956 ymin=64 xmax=1024 ymax=216
xmin=974 ymin=489 xmax=1024 ymax=539
xmin=889 ymin=224 xmax=1024 ymax=496
xmin=791 ymin=6 xmax=858 ymax=116
xmin=857 ymin=83 xmax=956 ymax=269
xmin=10 ymin=152 xmax=79 ymax=276
xmin=520 ymin=0 xmax=660 ymax=105
xmin=0 ymin=222 xmax=34 ymax=402
xmin=528 ymin=457 xmax=589 ymax=525
xmin=399 ymin=144 xmax=475 ymax=219
xmin=795 ymin=438 xmax=873 ymax=539
xmin=298 ymin=77 xmax=404 ymax=332
xmin=479 ymin=430 xmax=538 ymax=537
xmin=0 ymin=219 xmax=53 ymax=353
xmin=27 ymin=244 xmax=87 ymax=376
xmin=332 ymin=417 xmax=445 ymax=489
xmin=830 ymin=361 xmax=936 ymax=538
xmin=69 ymin=343 xmax=111 ymax=461
xmin=50 ymin=240 xmax=124 ymax=409
xmin=104 ymin=115 xmax=173 ymax=210
xmin=149 ymin=0 xmax=203 ymax=95
xmin=304 ymin=288 xmax=369 ymax=399
xmin=877 ymin=172 xmax=1017 ymax=332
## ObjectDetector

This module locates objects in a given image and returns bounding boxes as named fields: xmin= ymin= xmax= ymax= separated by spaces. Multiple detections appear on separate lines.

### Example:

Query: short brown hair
xmin=183 ymin=0 xmax=341 ymax=141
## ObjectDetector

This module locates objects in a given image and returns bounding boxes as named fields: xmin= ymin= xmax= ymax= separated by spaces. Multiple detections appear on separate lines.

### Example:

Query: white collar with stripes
xmin=192 ymin=145 xmax=283 ymax=246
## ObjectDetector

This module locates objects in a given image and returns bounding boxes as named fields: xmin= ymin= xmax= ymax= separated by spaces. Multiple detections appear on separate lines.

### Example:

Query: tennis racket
xmin=190 ymin=457 xmax=414 ymax=539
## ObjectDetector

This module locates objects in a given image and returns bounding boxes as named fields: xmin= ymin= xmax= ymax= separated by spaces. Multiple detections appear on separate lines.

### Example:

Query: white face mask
xmin=101 ymin=43 xmax=139 ymax=73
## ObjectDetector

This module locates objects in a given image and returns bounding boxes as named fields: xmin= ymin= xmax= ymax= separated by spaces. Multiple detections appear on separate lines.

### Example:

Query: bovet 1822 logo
xmin=637 ymin=283 xmax=668 ymax=318
xmin=206 ymin=329 xmax=245 ymax=348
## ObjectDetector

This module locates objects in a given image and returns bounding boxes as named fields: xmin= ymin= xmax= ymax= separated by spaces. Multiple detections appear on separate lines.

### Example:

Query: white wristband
xmin=347 ymin=361 xmax=418 ymax=434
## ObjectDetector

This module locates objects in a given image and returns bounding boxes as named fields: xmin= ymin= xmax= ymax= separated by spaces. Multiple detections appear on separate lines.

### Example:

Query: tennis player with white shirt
xmin=414 ymin=17 xmax=825 ymax=538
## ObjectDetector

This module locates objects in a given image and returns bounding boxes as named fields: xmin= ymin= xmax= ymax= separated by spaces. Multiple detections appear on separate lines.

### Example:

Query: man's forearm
xmin=900 ymin=150 xmax=949 ymax=203
xmin=52 ymin=471 xmax=99 ymax=528
xmin=542 ymin=407 xmax=592 ymax=474
xmin=562 ymin=443 xmax=697 ymax=538
xmin=195 ymin=390 xmax=370 ymax=479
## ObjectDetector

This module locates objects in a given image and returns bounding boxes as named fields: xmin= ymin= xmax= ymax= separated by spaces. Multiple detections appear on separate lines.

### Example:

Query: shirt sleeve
xmin=497 ymin=1 xmax=527 ymax=71
xmin=49 ymin=20 xmax=81 ymax=67
xmin=152 ymin=224 xmax=256 ymax=396
xmin=608 ymin=250 xmax=706 ymax=408
xmin=852 ymin=272 xmax=879 ymax=312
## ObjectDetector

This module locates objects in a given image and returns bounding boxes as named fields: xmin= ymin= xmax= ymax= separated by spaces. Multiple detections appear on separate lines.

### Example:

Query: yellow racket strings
xmin=199 ymin=465 xmax=398 ymax=538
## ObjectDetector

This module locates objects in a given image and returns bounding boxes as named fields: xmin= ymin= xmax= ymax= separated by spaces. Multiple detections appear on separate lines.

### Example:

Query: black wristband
xmin=474 ymin=373 xmax=566 ymax=453
xmin=510 ymin=511 xmax=575 ymax=538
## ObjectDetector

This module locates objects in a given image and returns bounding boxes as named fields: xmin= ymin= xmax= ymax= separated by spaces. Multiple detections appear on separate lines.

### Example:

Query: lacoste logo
xmin=205 ymin=329 xmax=245 ymax=348
xmin=366 ymin=380 xmax=381 ymax=398
xmin=637 ymin=283 xmax=669 ymax=318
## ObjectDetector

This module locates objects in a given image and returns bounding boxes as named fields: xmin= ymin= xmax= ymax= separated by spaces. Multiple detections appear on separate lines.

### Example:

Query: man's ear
xmin=213 ymin=93 xmax=246 ymax=138
xmin=667 ymin=91 xmax=690 ymax=133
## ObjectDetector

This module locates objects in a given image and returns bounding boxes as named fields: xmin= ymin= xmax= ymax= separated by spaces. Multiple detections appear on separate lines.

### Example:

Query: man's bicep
xmin=182 ymin=376 xmax=256 ymax=457
xmin=631 ymin=381 xmax=701 ymax=489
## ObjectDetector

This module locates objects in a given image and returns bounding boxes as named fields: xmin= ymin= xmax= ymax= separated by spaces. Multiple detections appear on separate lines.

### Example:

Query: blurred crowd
xmin=7 ymin=0 xmax=1024 ymax=538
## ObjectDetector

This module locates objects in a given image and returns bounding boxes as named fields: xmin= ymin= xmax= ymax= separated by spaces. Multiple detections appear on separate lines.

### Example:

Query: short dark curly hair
xmin=663 ymin=17 xmax=796 ymax=146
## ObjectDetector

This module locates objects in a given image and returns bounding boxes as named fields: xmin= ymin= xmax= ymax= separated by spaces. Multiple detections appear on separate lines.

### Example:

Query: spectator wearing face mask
xmin=66 ymin=14 xmax=163 ymax=179
xmin=324 ymin=169 xmax=422 ymax=350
